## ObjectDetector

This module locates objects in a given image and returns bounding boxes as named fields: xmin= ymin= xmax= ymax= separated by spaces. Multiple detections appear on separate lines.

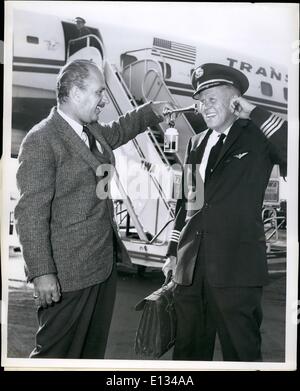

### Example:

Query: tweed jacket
xmin=15 ymin=102 xmax=162 ymax=292
xmin=167 ymin=107 xmax=287 ymax=287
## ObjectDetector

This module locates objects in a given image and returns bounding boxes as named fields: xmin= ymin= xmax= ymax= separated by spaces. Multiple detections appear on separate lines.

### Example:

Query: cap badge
xmin=195 ymin=67 xmax=204 ymax=79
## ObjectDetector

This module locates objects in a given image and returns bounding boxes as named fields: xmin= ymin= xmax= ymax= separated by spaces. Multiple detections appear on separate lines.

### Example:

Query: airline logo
xmin=194 ymin=66 xmax=204 ymax=78
xmin=226 ymin=58 xmax=288 ymax=83
xmin=233 ymin=152 xmax=249 ymax=159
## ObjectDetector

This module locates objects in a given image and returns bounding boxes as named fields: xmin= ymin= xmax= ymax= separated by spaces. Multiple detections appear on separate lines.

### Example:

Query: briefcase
xmin=134 ymin=277 xmax=177 ymax=359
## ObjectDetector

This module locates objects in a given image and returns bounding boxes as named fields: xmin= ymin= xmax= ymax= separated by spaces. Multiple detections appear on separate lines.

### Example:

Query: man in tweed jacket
xmin=14 ymin=59 xmax=166 ymax=358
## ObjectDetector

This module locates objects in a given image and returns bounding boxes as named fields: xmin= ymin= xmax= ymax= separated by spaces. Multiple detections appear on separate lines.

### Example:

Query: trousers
xmin=173 ymin=243 xmax=263 ymax=361
xmin=30 ymin=262 xmax=117 ymax=359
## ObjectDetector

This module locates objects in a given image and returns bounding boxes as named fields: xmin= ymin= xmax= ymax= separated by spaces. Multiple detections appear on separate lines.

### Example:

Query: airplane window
xmin=26 ymin=36 xmax=39 ymax=44
xmin=283 ymin=87 xmax=288 ymax=101
xmin=261 ymin=82 xmax=273 ymax=97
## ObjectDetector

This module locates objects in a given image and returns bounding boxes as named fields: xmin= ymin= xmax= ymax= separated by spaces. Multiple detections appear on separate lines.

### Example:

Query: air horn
xmin=163 ymin=103 xmax=200 ymax=153
xmin=163 ymin=103 xmax=200 ymax=117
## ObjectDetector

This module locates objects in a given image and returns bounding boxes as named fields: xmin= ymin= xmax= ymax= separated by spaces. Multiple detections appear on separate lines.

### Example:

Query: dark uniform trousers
xmin=30 ymin=258 xmax=117 ymax=359
xmin=173 ymin=238 xmax=263 ymax=361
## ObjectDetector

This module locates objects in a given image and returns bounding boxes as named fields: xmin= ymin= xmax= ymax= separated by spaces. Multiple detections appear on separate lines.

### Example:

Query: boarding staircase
xmin=262 ymin=165 xmax=286 ymax=264
xmin=122 ymin=57 xmax=195 ymax=164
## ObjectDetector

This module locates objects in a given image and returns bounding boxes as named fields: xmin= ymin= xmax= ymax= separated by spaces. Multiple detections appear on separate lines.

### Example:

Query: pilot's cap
xmin=191 ymin=63 xmax=249 ymax=99
xmin=74 ymin=17 xmax=86 ymax=24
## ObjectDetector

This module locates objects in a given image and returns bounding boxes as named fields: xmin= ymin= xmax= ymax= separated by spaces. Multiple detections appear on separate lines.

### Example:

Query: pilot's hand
xmin=162 ymin=255 xmax=177 ymax=278
xmin=151 ymin=101 xmax=176 ymax=119
xmin=33 ymin=273 xmax=61 ymax=308
xmin=230 ymin=96 xmax=256 ymax=119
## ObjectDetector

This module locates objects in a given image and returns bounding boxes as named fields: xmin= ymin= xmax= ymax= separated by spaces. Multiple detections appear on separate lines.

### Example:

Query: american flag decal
xmin=152 ymin=37 xmax=196 ymax=65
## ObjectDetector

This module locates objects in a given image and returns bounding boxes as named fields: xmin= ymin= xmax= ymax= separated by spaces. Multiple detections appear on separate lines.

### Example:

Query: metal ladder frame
xmin=121 ymin=48 xmax=167 ymax=80
xmin=67 ymin=34 xmax=105 ymax=59
xmin=262 ymin=206 xmax=286 ymax=256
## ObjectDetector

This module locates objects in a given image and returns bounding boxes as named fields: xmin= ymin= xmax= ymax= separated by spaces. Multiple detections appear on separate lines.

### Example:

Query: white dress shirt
xmin=58 ymin=109 xmax=104 ymax=153
xmin=57 ymin=108 xmax=90 ymax=148
xmin=199 ymin=125 xmax=231 ymax=182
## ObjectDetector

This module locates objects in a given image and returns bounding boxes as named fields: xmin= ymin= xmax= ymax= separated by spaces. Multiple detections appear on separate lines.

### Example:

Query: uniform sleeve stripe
xmin=260 ymin=114 xmax=276 ymax=131
xmin=265 ymin=120 xmax=285 ymax=138
xmin=265 ymin=118 xmax=284 ymax=136
xmin=264 ymin=118 xmax=284 ymax=137
xmin=169 ymin=229 xmax=181 ymax=242
xmin=170 ymin=233 xmax=180 ymax=241
xmin=262 ymin=116 xmax=282 ymax=135
xmin=262 ymin=116 xmax=280 ymax=133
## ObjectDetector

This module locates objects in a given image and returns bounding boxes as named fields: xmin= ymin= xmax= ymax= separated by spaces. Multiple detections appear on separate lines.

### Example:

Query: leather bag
xmin=134 ymin=276 xmax=176 ymax=359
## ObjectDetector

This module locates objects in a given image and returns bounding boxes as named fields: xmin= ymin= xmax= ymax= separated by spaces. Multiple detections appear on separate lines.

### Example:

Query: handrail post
xmin=149 ymin=219 xmax=175 ymax=244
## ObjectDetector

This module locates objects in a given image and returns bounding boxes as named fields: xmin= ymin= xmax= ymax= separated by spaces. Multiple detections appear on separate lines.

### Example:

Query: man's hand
xmin=230 ymin=96 xmax=256 ymax=119
xmin=33 ymin=274 xmax=61 ymax=308
xmin=162 ymin=255 xmax=177 ymax=279
xmin=151 ymin=101 xmax=176 ymax=119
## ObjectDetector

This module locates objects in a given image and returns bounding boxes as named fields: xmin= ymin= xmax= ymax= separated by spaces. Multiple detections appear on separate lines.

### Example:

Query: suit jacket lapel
xmin=212 ymin=119 xmax=248 ymax=171
xmin=188 ymin=128 xmax=212 ymax=165
xmin=87 ymin=125 xmax=115 ymax=166
xmin=183 ymin=129 xmax=212 ymax=220
xmin=51 ymin=108 xmax=110 ymax=171
xmin=205 ymin=119 xmax=249 ymax=199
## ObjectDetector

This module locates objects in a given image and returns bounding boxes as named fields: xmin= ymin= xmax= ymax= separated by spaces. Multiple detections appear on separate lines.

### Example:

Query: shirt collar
xmin=57 ymin=107 xmax=83 ymax=137
xmin=212 ymin=124 xmax=232 ymax=139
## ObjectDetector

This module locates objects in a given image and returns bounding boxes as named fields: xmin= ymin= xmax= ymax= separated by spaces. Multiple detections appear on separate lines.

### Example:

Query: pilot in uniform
xmin=164 ymin=63 xmax=287 ymax=361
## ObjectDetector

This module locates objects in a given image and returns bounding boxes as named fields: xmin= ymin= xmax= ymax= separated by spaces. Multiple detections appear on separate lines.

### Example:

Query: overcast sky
xmin=8 ymin=1 xmax=299 ymax=66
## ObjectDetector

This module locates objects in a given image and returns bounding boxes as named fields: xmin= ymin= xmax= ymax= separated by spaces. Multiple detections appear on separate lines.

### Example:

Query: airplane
xmin=7 ymin=8 xmax=288 ymax=270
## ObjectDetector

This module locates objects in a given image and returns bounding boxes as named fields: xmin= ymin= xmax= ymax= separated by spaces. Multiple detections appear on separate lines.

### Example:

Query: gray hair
xmin=223 ymin=84 xmax=242 ymax=97
xmin=56 ymin=59 xmax=101 ymax=104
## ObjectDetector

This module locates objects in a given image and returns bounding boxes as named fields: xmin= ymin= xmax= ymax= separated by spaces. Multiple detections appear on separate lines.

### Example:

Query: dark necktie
xmin=205 ymin=133 xmax=226 ymax=181
xmin=82 ymin=125 xmax=103 ymax=159
xmin=82 ymin=126 xmax=109 ymax=189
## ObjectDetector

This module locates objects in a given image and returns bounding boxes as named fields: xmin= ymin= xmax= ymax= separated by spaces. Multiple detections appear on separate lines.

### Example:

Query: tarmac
xmin=5 ymin=250 xmax=287 ymax=362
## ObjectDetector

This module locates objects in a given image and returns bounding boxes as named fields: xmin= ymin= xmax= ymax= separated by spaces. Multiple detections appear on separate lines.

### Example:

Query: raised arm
xmin=90 ymin=101 xmax=165 ymax=149
xmin=230 ymin=96 xmax=287 ymax=176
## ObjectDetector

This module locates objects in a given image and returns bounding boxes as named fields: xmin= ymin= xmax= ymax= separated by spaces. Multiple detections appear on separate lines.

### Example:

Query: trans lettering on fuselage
xmin=227 ymin=58 xmax=288 ymax=82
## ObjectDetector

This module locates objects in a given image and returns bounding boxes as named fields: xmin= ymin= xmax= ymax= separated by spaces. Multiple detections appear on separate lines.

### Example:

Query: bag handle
xmin=135 ymin=270 xmax=174 ymax=311
xmin=163 ymin=270 xmax=173 ymax=286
